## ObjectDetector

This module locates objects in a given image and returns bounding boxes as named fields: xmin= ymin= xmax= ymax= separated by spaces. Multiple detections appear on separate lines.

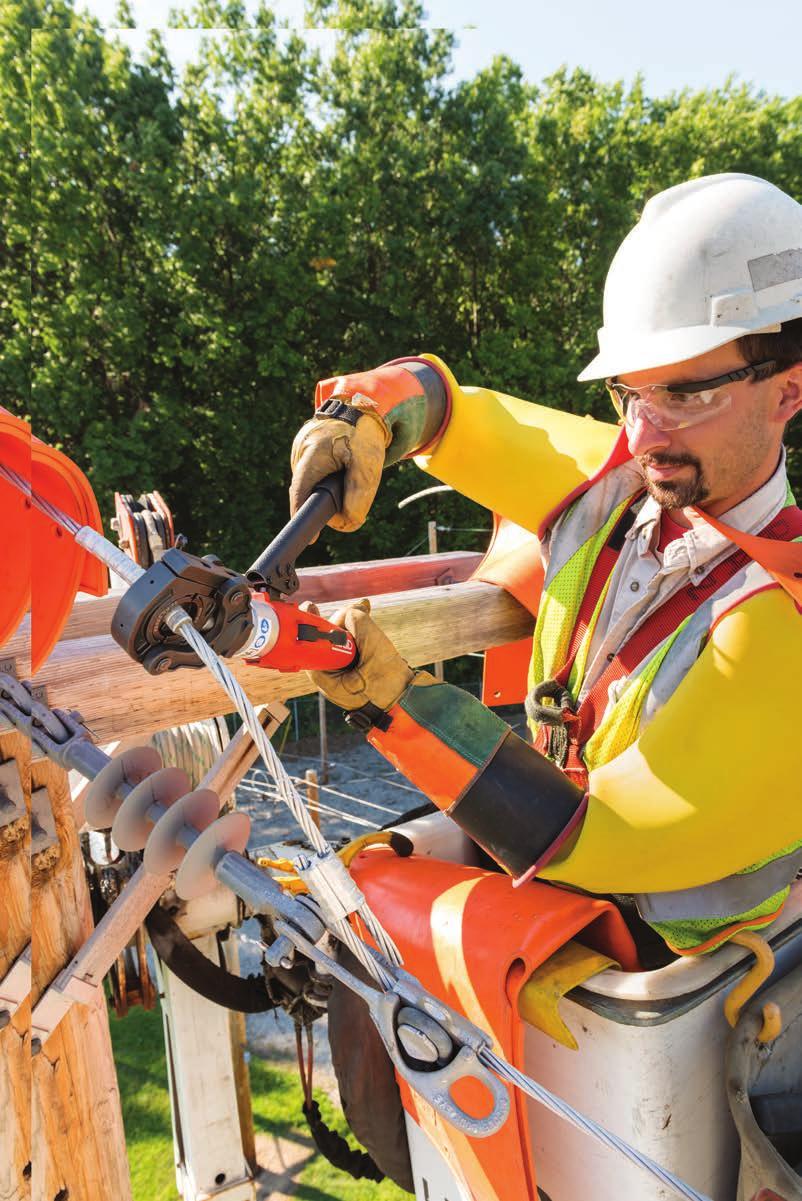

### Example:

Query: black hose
xmin=145 ymin=905 xmax=276 ymax=1013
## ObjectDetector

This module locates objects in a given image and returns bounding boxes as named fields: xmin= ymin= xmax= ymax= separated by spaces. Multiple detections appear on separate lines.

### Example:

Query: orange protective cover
xmin=0 ymin=409 xmax=108 ymax=672
xmin=0 ymin=410 xmax=32 ymax=654
xmin=350 ymin=852 xmax=638 ymax=1201
xmin=472 ymin=515 xmax=543 ymax=706
xmin=692 ymin=505 xmax=802 ymax=611
xmin=31 ymin=436 xmax=107 ymax=670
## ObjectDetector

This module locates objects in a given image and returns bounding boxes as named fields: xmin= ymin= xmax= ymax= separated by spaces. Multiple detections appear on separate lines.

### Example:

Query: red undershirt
xmin=656 ymin=512 xmax=688 ymax=552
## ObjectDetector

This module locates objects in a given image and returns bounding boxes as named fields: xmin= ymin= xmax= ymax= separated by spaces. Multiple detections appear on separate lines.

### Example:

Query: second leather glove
xmin=303 ymin=598 xmax=434 ymax=712
xmin=289 ymin=396 xmax=391 ymax=533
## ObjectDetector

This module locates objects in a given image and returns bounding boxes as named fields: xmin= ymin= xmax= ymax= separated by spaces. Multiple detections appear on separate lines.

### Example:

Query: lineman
xmin=289 ymin=173 xmax=802 ymax=958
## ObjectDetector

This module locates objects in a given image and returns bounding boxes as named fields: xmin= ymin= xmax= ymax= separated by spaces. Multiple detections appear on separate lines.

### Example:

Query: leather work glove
xmin=289 ymin=396 xmax=391 ymax=533
xmin=303 ymin=599 xmax=434 ymax=712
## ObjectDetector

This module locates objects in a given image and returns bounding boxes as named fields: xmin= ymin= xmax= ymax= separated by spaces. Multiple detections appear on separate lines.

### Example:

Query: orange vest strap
xmin=690 ymin=505 xmax=802 ymax=611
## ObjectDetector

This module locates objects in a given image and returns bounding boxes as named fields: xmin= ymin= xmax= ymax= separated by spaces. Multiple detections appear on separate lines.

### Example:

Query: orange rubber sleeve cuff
xmin=314 ymin=357 xmax=452 ymax=459
xmin=366 ymin=702 xmax=477 ymax=809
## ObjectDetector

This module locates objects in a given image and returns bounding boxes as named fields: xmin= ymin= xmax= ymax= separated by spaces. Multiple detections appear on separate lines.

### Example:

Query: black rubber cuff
xmin=344 ymin=702 xmax=393 ymax=733
xmin=448 ymin=730 xmax=586 ymax=878
xmin=314 ymin=398 xmax=364 ymax=426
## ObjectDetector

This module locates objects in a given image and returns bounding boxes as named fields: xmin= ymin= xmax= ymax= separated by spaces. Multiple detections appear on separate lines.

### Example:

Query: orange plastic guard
xmin=350 ymin=852 xmax=638 ymax=1201
xmin=472 ymin=515 xmax=543 ymax=707
xmin=0 ymin=410 xmax=32 ymax=655
xmin=11 ymin=418 xmax=108 ymax=672
xmin=691 ymin=505 xmax=802 ymax=612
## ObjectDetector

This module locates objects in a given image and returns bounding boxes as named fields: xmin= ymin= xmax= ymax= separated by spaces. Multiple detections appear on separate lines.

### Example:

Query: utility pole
xmin=428 ymin=522 xmax=445 ymax=682
xmin=318 ymin=693 xmax=329 ymax=784
xmin=305 ymin=768 xmax=320 ymax=831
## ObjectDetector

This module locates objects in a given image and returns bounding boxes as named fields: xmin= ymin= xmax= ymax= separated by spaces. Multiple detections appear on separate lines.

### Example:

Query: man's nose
xmin=626 ymin=408 xmax=673 ymax=457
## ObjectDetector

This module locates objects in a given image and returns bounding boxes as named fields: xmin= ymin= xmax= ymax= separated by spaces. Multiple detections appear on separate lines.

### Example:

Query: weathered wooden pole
xmin=317 ymin=693 xmax=329 ymax=785
xmin=305 ymin=768 xmax=320 ymax=831
xmin=0 ymin=728 xmax=32 ymax=1201
xmin=30 ymin=750 xmax=132 ymax=1201
xmin=25 ymin=582 xmax=534 ymax=744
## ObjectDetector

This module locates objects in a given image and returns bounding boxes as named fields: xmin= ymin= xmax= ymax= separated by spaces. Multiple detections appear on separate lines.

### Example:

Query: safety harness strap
xmin=535 ymin=504 xmax=802 ymax=780
xmin=574 ymin=504 xmax=802 ymax=755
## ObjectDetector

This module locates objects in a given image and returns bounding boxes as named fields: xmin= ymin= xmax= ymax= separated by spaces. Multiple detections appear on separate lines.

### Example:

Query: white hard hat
xmin=578 ymin=173 xmax=802 ymax=382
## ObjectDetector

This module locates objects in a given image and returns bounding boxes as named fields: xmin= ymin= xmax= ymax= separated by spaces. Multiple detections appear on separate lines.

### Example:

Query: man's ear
xmin=774 ymin=362 xmax=802 ymax=425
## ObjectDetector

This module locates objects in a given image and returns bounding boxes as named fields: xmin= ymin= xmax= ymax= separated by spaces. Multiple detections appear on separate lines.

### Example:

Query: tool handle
xmin=246 ymin=471 xmax=345 ymax=592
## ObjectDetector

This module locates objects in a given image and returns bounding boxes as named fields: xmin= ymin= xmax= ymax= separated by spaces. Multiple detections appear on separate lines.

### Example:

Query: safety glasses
xmin=606 ymin=359 xmax=777 ymax=431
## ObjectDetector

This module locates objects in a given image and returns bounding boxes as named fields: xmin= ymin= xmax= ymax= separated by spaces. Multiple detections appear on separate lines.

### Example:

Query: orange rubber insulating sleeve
xmin=314 ymin=357 xmax=452 ymax=457
xmin=382 ymin=355 xmax=453 ymax=455
xmin=315 ymin=362 xmax=428 ymax=416
xmin=367 ymin=704 xmax=477 ymax=810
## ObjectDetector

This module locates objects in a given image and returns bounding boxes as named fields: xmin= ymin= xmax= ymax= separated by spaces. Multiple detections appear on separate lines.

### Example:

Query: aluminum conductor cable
xmin=10 ymin=464 xmax=399 ymax=986
xmin=156 ymin=613 xmax=400 ymax=983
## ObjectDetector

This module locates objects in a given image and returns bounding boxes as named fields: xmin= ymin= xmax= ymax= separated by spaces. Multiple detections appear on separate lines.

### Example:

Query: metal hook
xmin=724 ymin=930 xmax=782 ymax=1043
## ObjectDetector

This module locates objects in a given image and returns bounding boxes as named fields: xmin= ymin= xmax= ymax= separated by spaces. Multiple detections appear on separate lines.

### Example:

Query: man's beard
xmin=637 ymin=452 xmax=709 ymax=509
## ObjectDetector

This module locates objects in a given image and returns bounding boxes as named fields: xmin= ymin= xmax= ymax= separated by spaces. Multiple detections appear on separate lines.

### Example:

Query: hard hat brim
xmin=577 ymin=312 xmax=793 ymax=384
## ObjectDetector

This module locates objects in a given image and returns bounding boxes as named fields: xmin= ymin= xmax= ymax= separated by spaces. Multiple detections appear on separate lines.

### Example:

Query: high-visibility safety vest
xmin=527 ymin=467 xmax=802 ymax=953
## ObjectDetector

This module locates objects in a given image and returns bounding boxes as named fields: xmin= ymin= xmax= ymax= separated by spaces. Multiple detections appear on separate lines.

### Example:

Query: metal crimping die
xmin=111 ymin=548 xmax=254 ymax=674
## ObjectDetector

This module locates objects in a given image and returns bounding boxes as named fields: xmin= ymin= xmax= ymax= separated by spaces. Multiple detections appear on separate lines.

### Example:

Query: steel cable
xmin=9 ymin=463 xmax=399 ymax=985
xmin=167 ymin=615 xmax=400 ymax=982
xmin=479 ymin=1049 xmax=713 ymax=1201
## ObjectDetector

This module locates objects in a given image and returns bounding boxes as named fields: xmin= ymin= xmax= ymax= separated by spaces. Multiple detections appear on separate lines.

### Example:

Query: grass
xmin=110 ymin=1001 xmax=409 ymax=1201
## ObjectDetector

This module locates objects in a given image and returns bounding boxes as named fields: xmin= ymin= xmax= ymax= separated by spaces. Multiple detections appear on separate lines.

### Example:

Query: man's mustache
xmin=638 ymin=452 xmax=701 ymax=471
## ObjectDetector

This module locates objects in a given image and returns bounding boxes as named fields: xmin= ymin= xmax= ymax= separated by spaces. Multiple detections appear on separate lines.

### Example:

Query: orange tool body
xmin=243 ymin=594 xmax=357 ymax=673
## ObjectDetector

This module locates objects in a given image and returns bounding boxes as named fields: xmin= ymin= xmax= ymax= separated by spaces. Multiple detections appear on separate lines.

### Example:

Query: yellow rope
xmin=257 ymin=831 xmax=397 ymax=894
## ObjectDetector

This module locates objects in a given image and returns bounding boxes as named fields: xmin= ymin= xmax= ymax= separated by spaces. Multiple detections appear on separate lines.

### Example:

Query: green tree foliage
xmin=3 ymin=0 xmax=800 ymax=568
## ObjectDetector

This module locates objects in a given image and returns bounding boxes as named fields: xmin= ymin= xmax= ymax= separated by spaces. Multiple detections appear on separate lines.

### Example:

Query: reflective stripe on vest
xmin=634 ymin=844 xmax=802 ymax=922
xmin=528 ymin=465 xmax=802 ymax=950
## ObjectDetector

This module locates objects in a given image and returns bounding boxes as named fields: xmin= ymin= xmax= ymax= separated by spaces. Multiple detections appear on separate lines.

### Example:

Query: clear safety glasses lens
xmin=606 ymin=382 xmax=733 ymax=431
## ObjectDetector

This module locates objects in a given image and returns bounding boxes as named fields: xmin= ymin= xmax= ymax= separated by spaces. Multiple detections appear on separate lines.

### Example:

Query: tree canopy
xmin=4 ymin=0 xmax=801 ymax=567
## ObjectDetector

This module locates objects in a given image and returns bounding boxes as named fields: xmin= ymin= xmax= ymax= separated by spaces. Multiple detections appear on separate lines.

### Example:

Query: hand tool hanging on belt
xmin=111 ymin=472 xmax=357 ymax=675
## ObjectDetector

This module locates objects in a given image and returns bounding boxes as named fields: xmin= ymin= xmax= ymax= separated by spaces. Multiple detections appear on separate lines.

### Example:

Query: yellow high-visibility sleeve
xmin=413 ymin=355 xmax=620 ymax=533
xmin=541 ymin=587 xmax=802 ymax=893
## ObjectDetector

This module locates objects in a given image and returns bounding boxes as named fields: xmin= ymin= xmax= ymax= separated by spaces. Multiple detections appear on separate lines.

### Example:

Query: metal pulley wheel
xmin=111 ymin=489 xmax=179 ymax=569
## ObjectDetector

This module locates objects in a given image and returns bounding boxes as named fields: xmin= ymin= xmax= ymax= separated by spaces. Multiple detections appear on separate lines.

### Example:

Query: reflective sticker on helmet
xmin=748 ymin=246 xmax=802 ymax=292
